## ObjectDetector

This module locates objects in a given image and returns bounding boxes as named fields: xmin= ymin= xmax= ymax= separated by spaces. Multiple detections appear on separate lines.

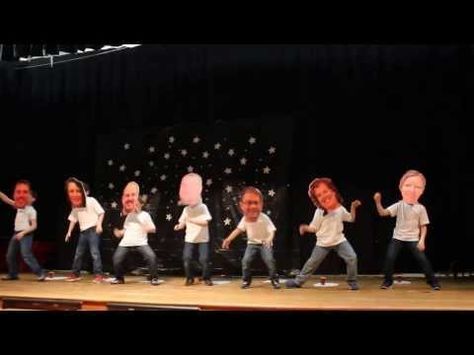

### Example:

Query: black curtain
xmin=1 ymin=44 xmax=472 ymax=274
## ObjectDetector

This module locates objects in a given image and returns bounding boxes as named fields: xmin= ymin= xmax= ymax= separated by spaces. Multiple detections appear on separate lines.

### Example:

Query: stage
xmin=1 ymin=273 xmax=474 ymax=311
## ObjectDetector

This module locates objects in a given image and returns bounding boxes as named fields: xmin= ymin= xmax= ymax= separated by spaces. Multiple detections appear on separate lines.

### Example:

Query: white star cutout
xmin=224 ymin=168 xmax=232 ymax=175
xmin=266 ymin=210 xmax=272 ymax=215
xmin=225 ymin=185 xmax=233 ymax=193
xmin=268 ymin=189 xmax=275 ymax=197
xmin=124 ymin=143 xmax=130 ymax=150
xmin=111 ymin=202 xmax=118 ymax=209
xmin=202 ymin=151 xmax=210 ymax=159
xmin=107 ymin=160 xmax=114 ymax=166
xmin=134 ymin=170 xmax=141 ymax=177
xmin=151 ymin=187 xmax=158 ymax=194
xmin=187 ymin=166 xmax=194 ymax=172
xmin=263 ymin=166 xmax=271 ymax=174
xmin=223 ymin=217 xmax=231 ymax=226
xmin=206 ymin=179 xmax=213 ymax=186
xmin=248 ymin=137 xmax=256 ymax=144
xmin=164 ymin=153 xmax=170 ymax=160
xmin=192 ymin=136 xmax=200 ymax=143
xmin=268 ymin=146 xmax=276 ymax=154
xmin=228 ymin=149 xmax=235 ymax=156
xmin=108 ymin=183 xmax=114 ymax=190
xmin=160 ymin=174 xmax=167 ymax=181
xmin=119 ymin=165 xmax=126 ymax=172
xmin=148 ymin=161 xmax=154 ymax=167
xmin=149 ymin=146 xmax=155 ymax=153
xmin=214 ymin=143 xmax=221 ymax=150
xmin=240 ymin=157 xmax=247 ymax=165
xmin=169 ymin=136 xmax=175 ymax=143
xmin=180 ymin=149 xmax=187 ymax=156
xmin=166 ymin=214 xmax=172 ymax=221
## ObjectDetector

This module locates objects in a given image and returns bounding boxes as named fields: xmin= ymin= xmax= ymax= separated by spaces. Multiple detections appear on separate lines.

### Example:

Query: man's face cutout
xmin=122 ymin=183 xmax=140 ymax=213
xmin=13 ymin=183 xmax=31 ymax=209
xmin=239 ymin=192 xmax=263 ymax=222
xmin=179 ymin=174 xmax=202 ymax=206
xmin=400 ymin=175 xmax=425 ymax=204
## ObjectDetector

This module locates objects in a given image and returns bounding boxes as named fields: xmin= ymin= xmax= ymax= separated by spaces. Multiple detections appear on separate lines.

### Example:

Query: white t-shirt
xmin=310 ymin=206 xmax=353 ymax=247
xmin=178 ymin=203 xmax=212 ymax=243
xmin=68 ymin=196 xmax=105 ymax=231
xmin=14 ymin=205 xmax=37 ymax=232
xmin=237 ymin=213 xmax=276 ymax=245
xmin=387 ymin=201 xmax=430 ymax=242
xmin=119 ymin=211 xmax=156 ymax=247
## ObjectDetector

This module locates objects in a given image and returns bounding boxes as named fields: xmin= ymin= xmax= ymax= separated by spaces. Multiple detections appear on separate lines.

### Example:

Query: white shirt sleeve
xmin=341 ymin=206 xmax=353 ymax=222
xmin=419 ymin=205 xmax=430 ymax=225
xmin=139 ymin=212 xmax=156 ymax=231
xmin=68 ymin=209 xmax=78 ymax=223
xmin=387 ymin=202 xmax=400 ymax=218
xmin=237 ymin=217 xmax=246 ymax=231
xmin=263 ymin=214 xmax=277 ymax=232
xmin=28 ymin=207 xmax=37 ymax=221
xmin=89 ymin=197 xmax=105 ymax=215
xmin=201 ymin=204 xmax=212 ymax=221
xmin=178 ymin=208 xmax=187 ymax=224
xmin=309 ymin=209 xmax=323 ymax=232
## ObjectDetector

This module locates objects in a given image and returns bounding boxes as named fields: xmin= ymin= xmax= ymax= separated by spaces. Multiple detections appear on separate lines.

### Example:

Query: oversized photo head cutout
xmin=239 ymin=187 xmax=264 ymax=223
xmin=13 ymin=180 xmax=32 ymax=209
xmin=399 ymin=170 xmax=426 ymax=204
xmin=178 ymin=173 xmax=202 ymax=206
xmin=308 ymin=177 xmax=343 ymax=212
xmin=122 ymin=181 xmax=141 ymax=214
xmin=65 ymin=177 xmax=86 ymax=208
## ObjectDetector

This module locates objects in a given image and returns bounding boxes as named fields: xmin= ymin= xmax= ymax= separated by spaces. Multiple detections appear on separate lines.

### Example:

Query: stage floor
xmin=1 ymin=273 xmax=474 ymax=311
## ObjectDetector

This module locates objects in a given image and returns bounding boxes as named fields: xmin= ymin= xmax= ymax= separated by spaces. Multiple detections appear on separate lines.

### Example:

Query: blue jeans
xmin=183 ymin=242 xmax=211 ymax=280
xmin=383 ymin=239 xmax=438 ymax=284
xmin=295 ymin=240 xmax=358 ymax=285
xmin=6 ymin=233 xmax=44 ymax=278
xmin=71 ymin=227 xmax=103 ymax=276
xmin=242 ymin=244 xmax=278 ymax=282
xmin=113 ymin=245 xmax=158 ymax=280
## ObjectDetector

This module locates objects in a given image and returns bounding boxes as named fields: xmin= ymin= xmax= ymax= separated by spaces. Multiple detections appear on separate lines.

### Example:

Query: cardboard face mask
xmin=239 ymin=192 xmax=263 ymax=222
xmin=67 ymin=179 xmax=86 ymax=208
xmin=122 ymin=182 xmax=140 ymax=214
xmin=400 ymin=175 xmax=425 ymax=204
xmin=13 ymin=183 xmax=31 ymax=209
xmin=179 ymin=173 xmax=202 ymax=206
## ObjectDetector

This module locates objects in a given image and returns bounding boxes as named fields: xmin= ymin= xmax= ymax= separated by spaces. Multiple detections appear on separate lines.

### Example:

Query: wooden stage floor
xmin=1 ymin=273 xmax=474 ymax=311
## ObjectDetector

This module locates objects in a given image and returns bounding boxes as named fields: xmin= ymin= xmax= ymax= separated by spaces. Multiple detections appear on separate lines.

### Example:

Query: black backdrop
xmin=0 ymin=44 xmax=472 ymax=275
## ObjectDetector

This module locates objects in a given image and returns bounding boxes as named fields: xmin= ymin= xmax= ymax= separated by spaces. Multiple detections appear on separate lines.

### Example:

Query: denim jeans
xmin=71 ymin=227 xmax=103 ymax=276
xmin=242 ymin=244 xmax=278 ymax=282
xmin=383 ymin=238 xmax=437 ymax=284
xmin=6 ymin=233 xmax=44 ymax=277
xmin=183 ymin=242 xmax=211 ymax=280
xmin=295 ymin=240 xmax=358 ymax=285
xmin=113 ymin=245 xmax=158 ymax=280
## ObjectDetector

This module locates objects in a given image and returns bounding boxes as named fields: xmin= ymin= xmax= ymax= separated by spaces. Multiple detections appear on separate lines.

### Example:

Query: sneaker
xmin=285 ymin=279 xmax=301 ymax=288
xmin=241 ymin=281 xmax=251 ymax=289
xmin=1 ymin=275 xmax=19 ymax=281
xmin=204 ymin=279 xmax=213 ymax=286
xmin=110 ymin=278 xmax=125 ymax=284
xmin=271 ymin=279 xmax=281 ymax=289
xmin=430 ymin=282 xmax=441 ymax=291
xmin=185 ymin=278 xmax=194 ymax=286
xmin=348 ymin=281 xmax=359 ymax=290
xmin=37 ymin=274 xmax=46 ymax=282
xmin=93 ymin=275 xmax=104 ymax=283
xmin=150 ymin=278 xmax=161 ymax=286
xmin=380 ymin=280 xmax=393 ymax=289
xmin=65 ymin=274 xmax=82 ymax=282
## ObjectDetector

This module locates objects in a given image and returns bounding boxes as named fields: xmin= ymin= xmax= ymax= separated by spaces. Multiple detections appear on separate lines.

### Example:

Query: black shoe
xmin=1 ymin=275 xmax=19 ymax=281
xmin=348 ymin=281 xmax=359 ymax=290
xmin=150 ymin=278 xmax=161 ymax=286
xmin=241 ymin=281 xmax=251 ymax=289
xmin=204 ymin=279 xmax=213 ymax=286
xmin=271 ymin=279 xmax=281 ymax=289
xmin=285 ymin=279 xmax=301 ymax=288
xmin=185 ymin=278 xmax=194 ymax=286
xmin=110 ymin=278 xmax=125 ymax=284
xmin=430 ymin=281 xmax=441 ymax=291
xmin=380 ymin=280 xmax=393 ymax=289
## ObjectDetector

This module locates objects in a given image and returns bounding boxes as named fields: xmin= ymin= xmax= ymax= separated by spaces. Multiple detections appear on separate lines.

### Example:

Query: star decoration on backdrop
xmin=124 ymin=143 xmax=130 ymax=150
xmin=193 ymin=136 xmax=200 ymax=143
xmin=149 ymin=146 xmax=155 ymax=153
xmin=223 ymin=217 xmax=231 ymax=226
xmin=108 ymin=160 xmax=114 ymax=166
xmin=249 ymin=137 xmax=256 ymax=144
